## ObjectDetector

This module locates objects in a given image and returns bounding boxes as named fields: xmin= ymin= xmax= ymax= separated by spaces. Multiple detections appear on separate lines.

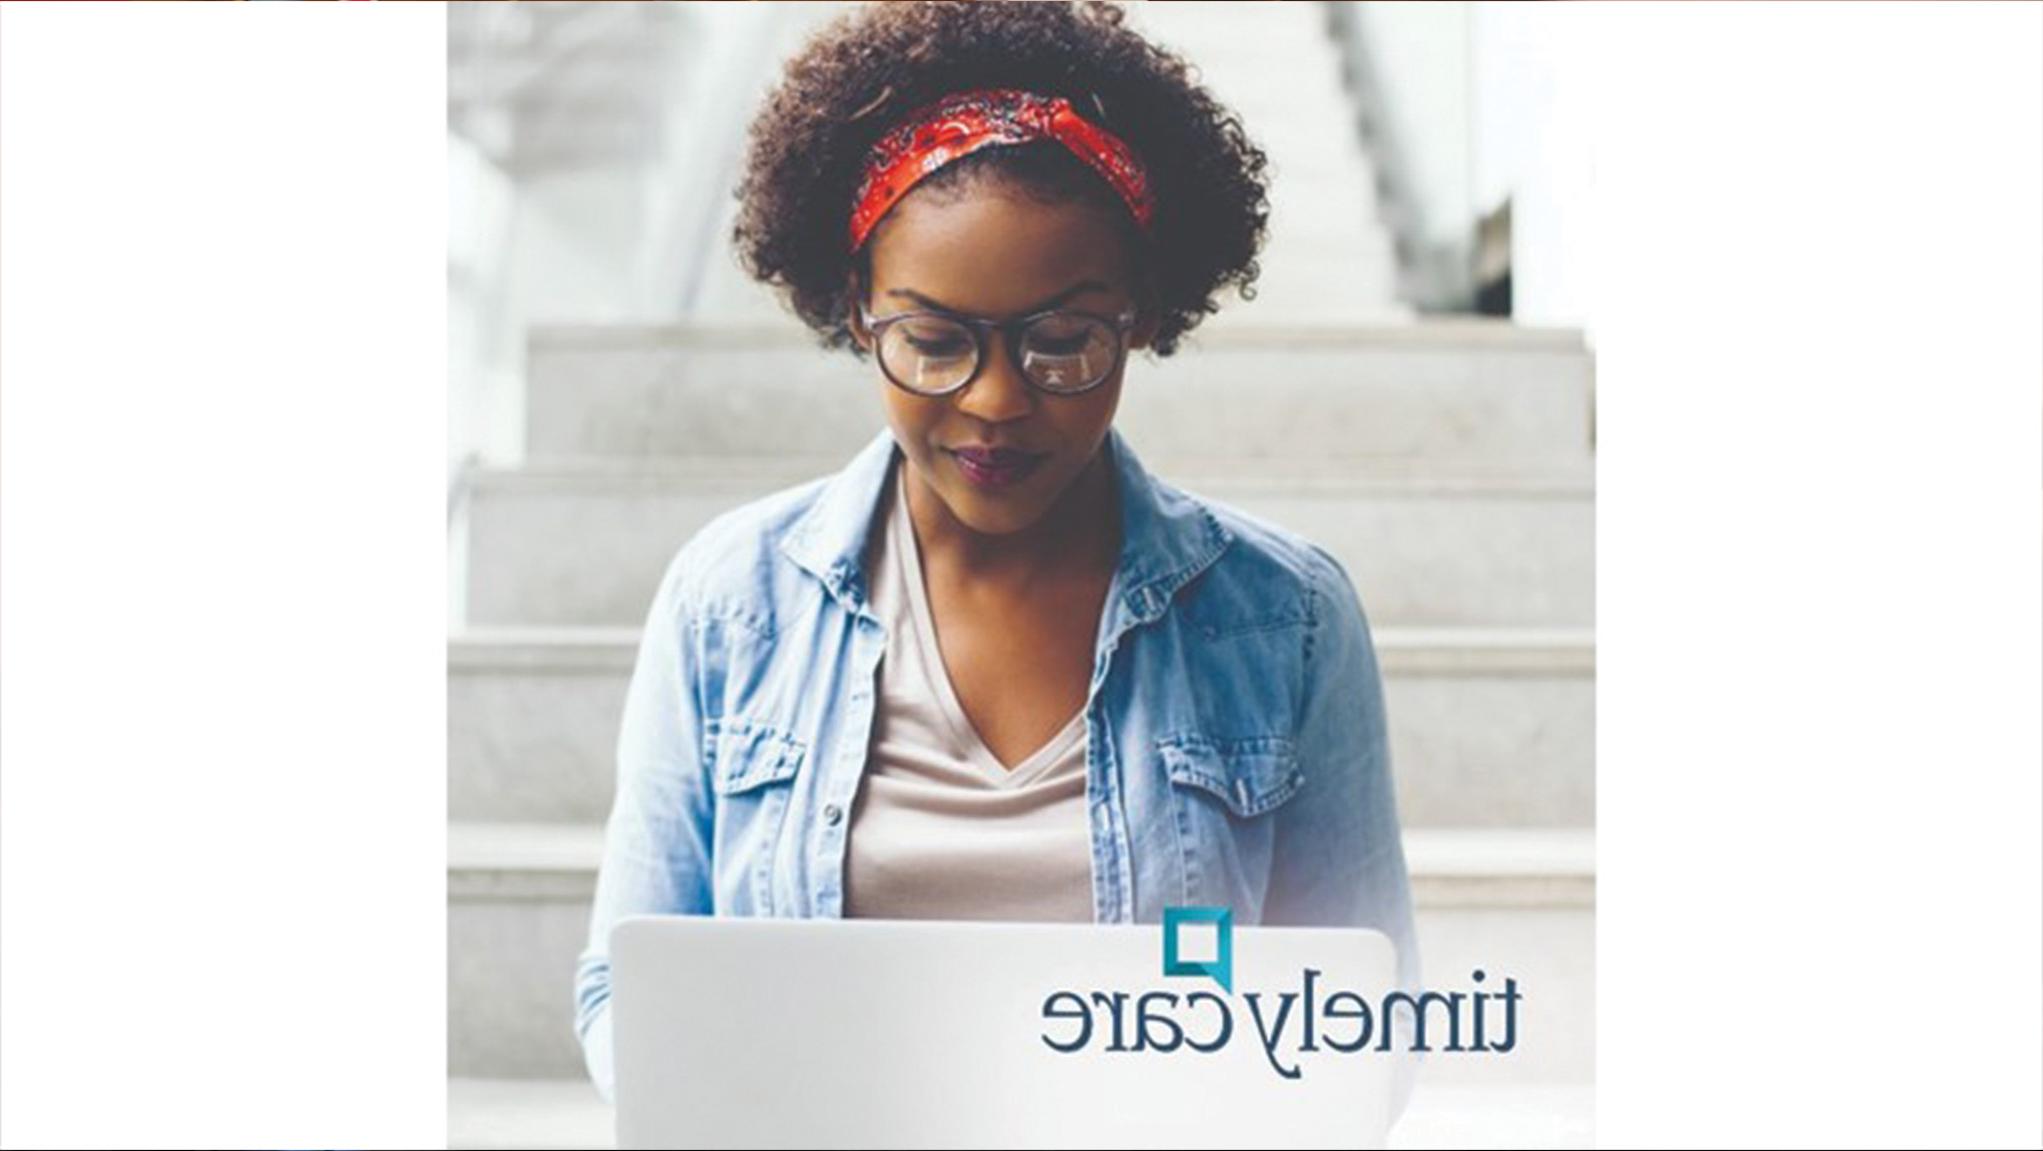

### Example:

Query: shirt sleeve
xmin=1260 ymin=543 xmax=1424 ymax=1128
xmin=572 ymin=545 xmax=716 ymax=1105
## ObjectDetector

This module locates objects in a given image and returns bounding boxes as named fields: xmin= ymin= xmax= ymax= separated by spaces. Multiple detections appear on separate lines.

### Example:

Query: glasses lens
xmin=1020 ymin=313 xmax=1120 ymax=393
xmin=878 ymin=315 xmax=976 ymax=394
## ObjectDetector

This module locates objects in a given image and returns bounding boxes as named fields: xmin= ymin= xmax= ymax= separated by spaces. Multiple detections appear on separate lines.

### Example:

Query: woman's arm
xmin=572 ymin=546 xmax=716 ymax=1105
xmin=1261 ymin=544 xmax=1422 ymax=1124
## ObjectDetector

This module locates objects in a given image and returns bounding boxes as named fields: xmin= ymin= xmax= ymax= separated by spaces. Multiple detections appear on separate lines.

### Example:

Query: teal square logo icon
xmin=1162 ymin=905 xmax=1232 ymax=992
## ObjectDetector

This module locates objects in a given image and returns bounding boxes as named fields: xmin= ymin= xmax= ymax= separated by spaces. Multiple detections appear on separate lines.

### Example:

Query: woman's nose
xmin=951 ymin=331 xmax=1037 ymax=424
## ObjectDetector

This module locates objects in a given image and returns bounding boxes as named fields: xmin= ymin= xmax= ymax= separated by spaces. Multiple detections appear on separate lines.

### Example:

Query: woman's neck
xmin=904 ymin=442 xmax=1121 ymax=592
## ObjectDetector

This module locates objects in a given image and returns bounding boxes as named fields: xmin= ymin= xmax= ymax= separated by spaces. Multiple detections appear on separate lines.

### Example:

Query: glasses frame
xmin=856 ymin=300 xmax=1140 ymax=398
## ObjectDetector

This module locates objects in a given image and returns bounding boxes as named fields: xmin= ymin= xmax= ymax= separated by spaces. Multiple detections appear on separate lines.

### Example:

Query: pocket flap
xmin=704 ymin=717 xmax=807 ymax=795
xmin=1158 ymin=734 xmax=1305 ymax=818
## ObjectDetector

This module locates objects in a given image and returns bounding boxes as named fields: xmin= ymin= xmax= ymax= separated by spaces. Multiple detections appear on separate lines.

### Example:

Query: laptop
xmin=610 ymin=914 xmax=1402 ymax=1149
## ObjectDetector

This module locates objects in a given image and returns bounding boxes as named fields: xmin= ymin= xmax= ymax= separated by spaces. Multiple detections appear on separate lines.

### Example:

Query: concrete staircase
xmin=450 ymin=1077 xmax=1596 ymax=1151
xmin=448 ymin=2 xmax=1593 ymax=1146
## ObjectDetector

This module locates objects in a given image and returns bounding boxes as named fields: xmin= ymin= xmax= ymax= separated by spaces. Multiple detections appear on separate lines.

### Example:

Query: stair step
xmin=449 ymin=1076 xmax=609 ymax=1151
xmin=1390 ymin=1083 xmax=1598 ymax=1150
xmin=524 ymin=320 xmax=1590 ymax=466
xmin=448 ymin=822 xmax=1594 ymax=907
xmin=449 ymin=625 xmax=1594 ymax=828
xmin=445 ymin=1076 xmax=1594 ymax=1150
xmin=461 ymin=462 xmax=1593 ymax=629
xmin=448 ymin=823 xmax=1593 ymax=1082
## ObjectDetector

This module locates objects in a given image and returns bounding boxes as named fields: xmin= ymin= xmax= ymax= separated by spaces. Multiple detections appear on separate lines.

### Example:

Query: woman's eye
xmin=1030 ymin=336 xmax=1091 ymax=355
xmin=906 ymin=339 xmax=970 ymax=358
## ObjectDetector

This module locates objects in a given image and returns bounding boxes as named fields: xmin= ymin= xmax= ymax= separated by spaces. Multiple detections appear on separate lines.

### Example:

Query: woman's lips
xmin=948 ymin=446 xmax=1047 ymax=489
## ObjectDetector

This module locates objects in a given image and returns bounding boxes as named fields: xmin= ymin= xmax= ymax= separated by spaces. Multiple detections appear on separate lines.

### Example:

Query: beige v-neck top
xmin=841 ymin=458 xmax=1096 ymax=922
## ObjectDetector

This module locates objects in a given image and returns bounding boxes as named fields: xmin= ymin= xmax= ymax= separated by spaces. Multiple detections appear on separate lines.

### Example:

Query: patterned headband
xmin=847 ymin=87 xmax=1155 ymax=252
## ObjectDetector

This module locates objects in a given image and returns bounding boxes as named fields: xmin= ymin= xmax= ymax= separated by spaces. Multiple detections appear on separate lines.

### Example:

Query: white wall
xmin=447 ymin=131 xmax=516 ymax=481
xmin=1471 ymin=2 xmax=1598 ymax=335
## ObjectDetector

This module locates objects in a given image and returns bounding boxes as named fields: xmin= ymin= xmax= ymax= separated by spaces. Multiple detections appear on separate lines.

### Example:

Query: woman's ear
xmin=845 ymin=271 xmax=873 ymax=351
xmin=1129 ymin=306 xmax=1162 ymax=352
xmin=1125 ymin=264 xmax=1162 ymax=351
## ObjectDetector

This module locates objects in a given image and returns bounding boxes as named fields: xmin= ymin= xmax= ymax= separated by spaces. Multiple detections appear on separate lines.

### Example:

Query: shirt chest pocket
xmin=1159 ymin=733 xmax=1305 ymax=817
xmin=703 ymin=716 xmax=809 ymax=914
xmin=706 ymin=717 xmax=807 ymax=795
xmin=1157 ymin=733 xmax=1305 ymax=914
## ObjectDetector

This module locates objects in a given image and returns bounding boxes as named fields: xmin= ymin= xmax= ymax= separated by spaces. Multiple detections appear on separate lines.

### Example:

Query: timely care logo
xmin=1161 ymin=904 xmax=1234 ymax=991
xmin=1037 ymin=905 xmax=1520 ymax=1078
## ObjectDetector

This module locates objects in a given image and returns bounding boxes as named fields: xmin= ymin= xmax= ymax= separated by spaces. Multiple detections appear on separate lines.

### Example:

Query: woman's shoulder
xmin=1163 ymin=478 xmax=1368 ymax=638
xmin=1176 ymin=480 xmax=1364 ymax=601
xmin=1164 ymin=483 xmax=1385 ymax=720
xmin=645 ymin=470 xmax=839 ymax=632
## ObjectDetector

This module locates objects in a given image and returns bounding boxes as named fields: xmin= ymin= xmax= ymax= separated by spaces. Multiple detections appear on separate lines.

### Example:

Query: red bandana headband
xmin=847 ymin=87 xmax=1155 ymax=252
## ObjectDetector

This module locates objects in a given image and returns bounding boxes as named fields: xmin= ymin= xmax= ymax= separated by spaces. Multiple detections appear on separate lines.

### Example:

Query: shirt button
xmin=823 ymin=803 xmax=843 ymax=826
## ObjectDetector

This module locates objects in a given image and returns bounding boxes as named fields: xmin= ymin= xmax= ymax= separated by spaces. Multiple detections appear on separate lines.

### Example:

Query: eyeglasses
xmin=857 ymin=301 xmax=1139 ymax=398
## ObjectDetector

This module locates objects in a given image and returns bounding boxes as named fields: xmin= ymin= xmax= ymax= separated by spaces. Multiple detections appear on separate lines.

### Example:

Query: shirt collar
xmin=778 ymin=425 xmax=1233 ymax=633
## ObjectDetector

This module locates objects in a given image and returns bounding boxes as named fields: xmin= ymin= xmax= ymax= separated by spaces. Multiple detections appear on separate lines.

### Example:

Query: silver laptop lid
xmin=612 ymin=914 xmax=1400 ymax=1149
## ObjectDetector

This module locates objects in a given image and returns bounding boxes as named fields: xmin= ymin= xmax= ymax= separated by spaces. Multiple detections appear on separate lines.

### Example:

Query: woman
xmin=574 ymin=0 xmax=1418 ymax=1112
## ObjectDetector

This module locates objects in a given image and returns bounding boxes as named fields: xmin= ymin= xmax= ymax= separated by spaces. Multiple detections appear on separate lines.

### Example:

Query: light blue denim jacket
xmin=574 ymin=424 xmax=1420 ymax=1114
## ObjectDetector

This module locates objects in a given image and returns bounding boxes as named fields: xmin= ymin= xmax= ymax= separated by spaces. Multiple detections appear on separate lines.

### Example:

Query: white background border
xmin=2 ymin=3 xmax=447 ymax=1148
xmin=3 ymin=2 xmax=2038 ymax=1148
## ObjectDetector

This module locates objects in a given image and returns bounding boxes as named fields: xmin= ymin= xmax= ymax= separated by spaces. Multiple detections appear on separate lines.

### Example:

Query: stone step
xmin=1128 ymin=3 xmax=1341 ymax=58
xmin=446 ymin=1076 xmax=1594 ymax=1150
xmin=1226 ymin=253 xmax=1403 ymax=315
xmin=523 ymin=320 xmax=1591 ymax=465
xmin=1265 ymin=172 xmax=1393 ymax=227
xmin=461 ymin=461 xmax=1594 ymax=628
xmin=1197 ymin=298 xmax=1420 ymax=331
xmin=1260 ymin=230 xmax=1399 ymax=273
xmin=1260 ymin=138 xmax=1382 ymax=178
xmin=1135 ymin=9 xmax=1337 ymax=43
xmin=1257 ymin=209 xmax=1392 ymax=255
xmin=449 ymin=625 xmax=1593 ymax=829
xmin=1173 ymin=56 xmax=1367 ymax=108
xmin=448 ymin=823 xmax=1594 ymax=1084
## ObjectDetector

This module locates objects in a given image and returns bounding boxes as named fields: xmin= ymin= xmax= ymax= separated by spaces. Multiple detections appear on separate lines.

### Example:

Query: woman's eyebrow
xmin=885 ymin=279 xmax=1112 ymax=317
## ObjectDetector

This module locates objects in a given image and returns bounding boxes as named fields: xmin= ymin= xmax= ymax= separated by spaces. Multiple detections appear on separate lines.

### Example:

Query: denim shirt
xmin=573 ymin=424 xmax=1420 ymax=1114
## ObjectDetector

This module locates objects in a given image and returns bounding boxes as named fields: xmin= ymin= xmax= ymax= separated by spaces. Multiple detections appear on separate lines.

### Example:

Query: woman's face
xmin=851 ymin=185 xmax=1155 ymax=538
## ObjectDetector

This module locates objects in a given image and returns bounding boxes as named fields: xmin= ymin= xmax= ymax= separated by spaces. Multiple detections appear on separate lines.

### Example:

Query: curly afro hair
xmin=732 ymin=1 xmax=1270 ymax=359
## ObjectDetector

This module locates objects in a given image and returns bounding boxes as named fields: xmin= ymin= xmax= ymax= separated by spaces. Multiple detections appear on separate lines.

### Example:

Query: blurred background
xmin=447 ymin=3 xmax=1595 ymax=1147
